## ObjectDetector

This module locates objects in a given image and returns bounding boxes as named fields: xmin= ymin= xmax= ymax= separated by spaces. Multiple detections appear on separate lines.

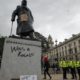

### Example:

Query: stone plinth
xmin=0 ymin=38 xmax=41 ymax=80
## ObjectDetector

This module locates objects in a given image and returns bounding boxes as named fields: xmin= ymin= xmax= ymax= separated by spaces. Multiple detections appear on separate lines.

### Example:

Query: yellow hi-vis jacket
xmin=67 ymin=61 xmax=75 ymax=68
xmin=59 ymin=61 xmax=67 ymax=68
xmin=76 ymin=61 xmax=80 ymax=68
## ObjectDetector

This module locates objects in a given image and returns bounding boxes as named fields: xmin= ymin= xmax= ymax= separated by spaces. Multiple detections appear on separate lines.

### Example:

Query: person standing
xmin=76 ymin=61 xmax=80 ymax=80
xmin=43 ymin=55 xmax=52 ymax=79
xmin=68 ymin=60 xmax=77 ymax=79
xmin=52 ymin=62 xmax=56 ymax=74
xmin=61 ymin=60 xmax=68 ymax=80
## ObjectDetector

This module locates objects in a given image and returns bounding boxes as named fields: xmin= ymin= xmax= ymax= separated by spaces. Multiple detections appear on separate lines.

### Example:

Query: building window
xmin=74 ymin=47 xmax=77 ymax=53
xmin=69 ymin=48 xmax=73 ymax=54
xmin=78 ymin=40 xmax=80 ymax=52
xmin=65 ymin=46 xmax=66 ymax=49
xmin=62 ymin=47 xmax=63 ymax=54
xmin=68 ymin=43 xmax=72 ymax=48
xmin=78 ymin=40 xmax=80 ymax=44
xmin=63 ymin=51 xmax=64 ymax=56
xmin=65 ymin=46 xmax=67 ymax=55
xmin=65 ymin=50 xmax=67 ymax=55
xmin=74 ymin=42 xmax=76 ymax=46
xmin=79 ymin=46 xmax=80 ymax=52
xmin=75 ymin=55 xmax=78 ymax=60
xmin=60 ymin=52 xmax=61 ymax=57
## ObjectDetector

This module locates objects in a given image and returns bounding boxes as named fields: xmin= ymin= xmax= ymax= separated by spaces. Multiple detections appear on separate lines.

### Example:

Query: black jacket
xmin=44 ymin=61 xmax=50 ymax=71
xmin=11 ymin=5 xmax=34 ymax=35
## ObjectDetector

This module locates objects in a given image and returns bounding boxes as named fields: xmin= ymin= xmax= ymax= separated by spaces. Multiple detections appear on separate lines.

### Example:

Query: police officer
xmin=59 ymin=59 xmax=67 ymax=79
xmin=68 ymin=60 xmax=77 ymax=79
xmin=76 ymin=61 xmax=80 ymax=80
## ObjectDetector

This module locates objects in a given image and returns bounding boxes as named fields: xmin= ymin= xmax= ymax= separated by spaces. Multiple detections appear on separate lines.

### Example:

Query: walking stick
xmin=10 ymin=22 xmax=13 ymax=36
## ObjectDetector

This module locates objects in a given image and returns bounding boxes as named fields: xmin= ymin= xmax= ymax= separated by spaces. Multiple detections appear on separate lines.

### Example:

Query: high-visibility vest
xmin=59 ymin=61 xmax=63 ymax=67
xmin=76 ymin=61 xmax=80 ymax=68
xmin=59 ymin=61 xmax=67 ymax=68
xmin=68 ymin=61 xmax=75 ymax=68
xmin=72 ymin=61 xmax=76 ymax=68
xmin=63 ymin=61 xmax=67 ymax=67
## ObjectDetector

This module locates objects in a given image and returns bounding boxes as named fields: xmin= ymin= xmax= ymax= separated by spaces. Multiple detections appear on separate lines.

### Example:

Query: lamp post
xmin=43 ymin=42 xmax=47 ymax=52
xmin=55 ymin=40 xmax=59 ymax=73
xmin=55 ymin=40 xmax=58 ymax=62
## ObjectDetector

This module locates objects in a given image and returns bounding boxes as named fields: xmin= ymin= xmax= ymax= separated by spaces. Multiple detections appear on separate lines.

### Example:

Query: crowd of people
xmin=59 ymin=59 xmax=80 ymax=80
xmin=42 ymin=55 xmax=80 ymax=80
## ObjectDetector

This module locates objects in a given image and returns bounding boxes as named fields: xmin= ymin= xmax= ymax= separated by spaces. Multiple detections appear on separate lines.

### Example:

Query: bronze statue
xmin=11 ymin=0 xmax=34 ymax=39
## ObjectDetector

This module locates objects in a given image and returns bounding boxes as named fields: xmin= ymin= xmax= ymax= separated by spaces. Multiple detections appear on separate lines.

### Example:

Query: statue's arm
xmin=11 ymin=10 xmax=17 ymax=22
xmin=28 ymin=9 xmax=34 ymax=22
xmin=30 ymin=11 xmax=34 ymax=22
xmin=11 ymin=6 xmax=20 ymax=22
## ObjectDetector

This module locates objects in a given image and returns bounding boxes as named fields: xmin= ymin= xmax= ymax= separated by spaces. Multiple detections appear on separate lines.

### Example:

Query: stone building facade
xmin=47 ymin=33 xmax=80 ymax=65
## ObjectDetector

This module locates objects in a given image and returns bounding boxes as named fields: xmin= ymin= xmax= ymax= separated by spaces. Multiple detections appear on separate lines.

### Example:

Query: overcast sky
xmin=0 ymin=0 xmax=80 ymax=42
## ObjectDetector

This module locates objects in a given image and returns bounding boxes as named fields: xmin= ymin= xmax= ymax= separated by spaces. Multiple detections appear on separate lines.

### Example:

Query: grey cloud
xmin=0 ymin=0 xmax=80 ymax=42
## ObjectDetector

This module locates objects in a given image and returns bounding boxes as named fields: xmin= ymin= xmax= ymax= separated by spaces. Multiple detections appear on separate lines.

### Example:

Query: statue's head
xmin=21 ymin=0 xmax=27 ymax=7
